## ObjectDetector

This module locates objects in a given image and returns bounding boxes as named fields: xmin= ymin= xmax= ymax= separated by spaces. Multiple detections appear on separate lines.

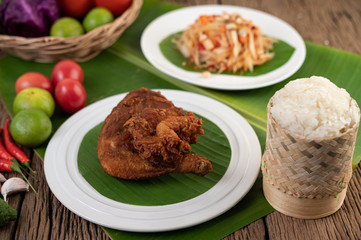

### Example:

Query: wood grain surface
xmin=1 ymin=0 xmax=361 ymax=239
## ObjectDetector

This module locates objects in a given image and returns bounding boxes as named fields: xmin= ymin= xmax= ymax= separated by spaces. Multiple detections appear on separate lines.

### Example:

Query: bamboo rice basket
xmin=262 ymin=97 xmax=360 ymax=219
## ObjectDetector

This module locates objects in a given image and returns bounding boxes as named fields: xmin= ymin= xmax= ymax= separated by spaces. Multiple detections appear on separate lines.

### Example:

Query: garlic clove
xmin=0 ymin=173 xmax=6 ymax=183
xmin=1 ymin=177 xmax=29 ymax=202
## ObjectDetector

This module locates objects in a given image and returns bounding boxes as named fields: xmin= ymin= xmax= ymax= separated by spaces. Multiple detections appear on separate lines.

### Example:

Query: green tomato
xmin=13 ymin=87 xmax=55 ymax=117
xmin=10 ymin=109 xmax=52 ymax=147
xmin=50 ymin=17 xmax=84 ymax=38
xmin=83 ymin=7 xmax=114 ymax=32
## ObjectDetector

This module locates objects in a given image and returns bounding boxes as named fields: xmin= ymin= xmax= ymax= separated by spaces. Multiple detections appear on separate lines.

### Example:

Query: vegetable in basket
xmin=0 ymin=0 xmax=60 ymax=37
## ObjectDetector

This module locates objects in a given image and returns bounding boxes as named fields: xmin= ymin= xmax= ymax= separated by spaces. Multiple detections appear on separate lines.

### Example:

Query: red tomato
xmin=54 ymin=78 xmax=87 ymax=114
xmin=51 ymin=60 xmax=84 ymax=86
xmin=15 ymin=72 xmax=53 ymax=94
xmin=58 ymin=0 xmax=93 ymax=18
xmin=94 ymin=0 xmax=132 ymax=17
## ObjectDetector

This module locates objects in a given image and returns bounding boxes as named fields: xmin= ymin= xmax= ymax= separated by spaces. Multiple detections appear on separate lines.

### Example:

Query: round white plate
xmin=44 ymin=90 xmax=261 ymax=232
xmin=141 ymin=5 xmax=306 ymax=90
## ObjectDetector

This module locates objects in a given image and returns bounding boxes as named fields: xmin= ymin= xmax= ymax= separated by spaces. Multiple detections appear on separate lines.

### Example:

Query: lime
xmin=13 ymin=87 xmax=55 ymax=117
xmin=10 ymin=109 xmax=52 ymax=147
xmin=50 ymin=17 xmax=84 ymax=38
xmin=83 ymin=7 xmax=114 ymax=32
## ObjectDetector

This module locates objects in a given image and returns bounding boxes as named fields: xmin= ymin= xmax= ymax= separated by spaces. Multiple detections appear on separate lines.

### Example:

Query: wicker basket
xmin=0 ymin=0 xmax=143 ymax=63
xmin=262 ymin=97 xmax=360 ymax=219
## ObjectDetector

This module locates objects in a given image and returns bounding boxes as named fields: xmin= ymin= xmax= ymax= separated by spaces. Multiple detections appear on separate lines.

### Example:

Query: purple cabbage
xmin=0 ymin=0 xmax=60 ymax=37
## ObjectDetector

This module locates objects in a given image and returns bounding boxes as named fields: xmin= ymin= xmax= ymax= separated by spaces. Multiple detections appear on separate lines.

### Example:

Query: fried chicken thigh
xmin=97 ymin=88 xmax=212 ymax=179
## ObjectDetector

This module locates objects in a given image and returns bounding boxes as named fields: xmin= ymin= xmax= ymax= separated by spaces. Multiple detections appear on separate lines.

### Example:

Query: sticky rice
xmin=270 ymin=76 xmax=359 ymax=138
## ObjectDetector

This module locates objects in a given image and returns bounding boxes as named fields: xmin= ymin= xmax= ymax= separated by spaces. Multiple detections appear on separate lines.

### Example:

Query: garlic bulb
xmin=1 ymin=177 xmax=29 ymax=201
xmin=0 ymin=173 xmax=6 ymax=183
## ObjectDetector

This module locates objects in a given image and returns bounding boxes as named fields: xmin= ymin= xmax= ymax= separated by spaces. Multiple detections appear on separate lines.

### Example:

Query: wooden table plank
xmin=0 ymin=0 xmax=360 ymax=239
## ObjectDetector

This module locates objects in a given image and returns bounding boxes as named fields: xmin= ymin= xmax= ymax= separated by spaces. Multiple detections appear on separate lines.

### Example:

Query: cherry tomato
xmin=15 ymin=72 xmax=53 ymax=94
xmin=94 ymin=0 xmax=132 ymax=17
xmin=51 ymin=60 xmax=84 ymax=86
xmin=54 ymin=78 xmax=86 ymax=114
xmin=58 ymin=0 xmax=93 ymax=18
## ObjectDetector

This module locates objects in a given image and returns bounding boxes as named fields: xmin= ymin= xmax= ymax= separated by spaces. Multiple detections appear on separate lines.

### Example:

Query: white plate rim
xmin=44 ymin=89 xmax=261 ymax=232
xmin=140 ymin=5 xmax=306 ymax=90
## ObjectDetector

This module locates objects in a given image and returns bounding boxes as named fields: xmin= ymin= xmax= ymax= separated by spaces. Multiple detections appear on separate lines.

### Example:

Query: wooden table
xmin=1 ymin=0 xmax=361 ymax=239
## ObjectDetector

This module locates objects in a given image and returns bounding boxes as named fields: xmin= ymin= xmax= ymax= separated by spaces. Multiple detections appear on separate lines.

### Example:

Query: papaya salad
xmin=173 ymin=12 xmax=275 ymax=75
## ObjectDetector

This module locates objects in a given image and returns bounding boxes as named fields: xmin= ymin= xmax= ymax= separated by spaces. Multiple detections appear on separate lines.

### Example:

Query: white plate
xmin=44 ymin=90 xmax=261 ymax=232
xmin=141 ymin=5 xmax=306 ymax=90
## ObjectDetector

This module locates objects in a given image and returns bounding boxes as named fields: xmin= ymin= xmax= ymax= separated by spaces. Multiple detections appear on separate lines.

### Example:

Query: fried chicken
xmin=97 ymin=88 xmax=213 ymax=180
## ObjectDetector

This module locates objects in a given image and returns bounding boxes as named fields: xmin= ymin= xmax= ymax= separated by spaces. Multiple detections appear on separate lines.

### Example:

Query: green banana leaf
xmin=0 ymin=0 xmax=360 ymax=239
xmin=78 ymin=118 xmax=231 ymax=205
xmin=160 ymin=32 xmax=295 ymax=76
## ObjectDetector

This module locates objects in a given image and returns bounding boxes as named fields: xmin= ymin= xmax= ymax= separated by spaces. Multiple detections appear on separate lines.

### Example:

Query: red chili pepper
xmin=0 ymin=129 xmax=15 ymax=161
xmin=3 ymin=119 xmax=33 ymax=172
xmin=0 ymin=159 xmax=36 ymax=193
xmin=0 ymin=158 xmax=14 ymax=172
xmin=197 ymin=42 xmax=205 ymax=50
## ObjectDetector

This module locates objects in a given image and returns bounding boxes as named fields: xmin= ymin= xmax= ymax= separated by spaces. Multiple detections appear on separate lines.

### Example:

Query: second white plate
xmin=44 ymin=90 xmax=261 ymax=232
xmin=141 ymin=5 xmax=306 ymax=90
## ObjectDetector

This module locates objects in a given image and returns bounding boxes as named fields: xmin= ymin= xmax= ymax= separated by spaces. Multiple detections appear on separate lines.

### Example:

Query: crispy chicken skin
xmin=97 ymin=88 xmax=212 ymax=179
